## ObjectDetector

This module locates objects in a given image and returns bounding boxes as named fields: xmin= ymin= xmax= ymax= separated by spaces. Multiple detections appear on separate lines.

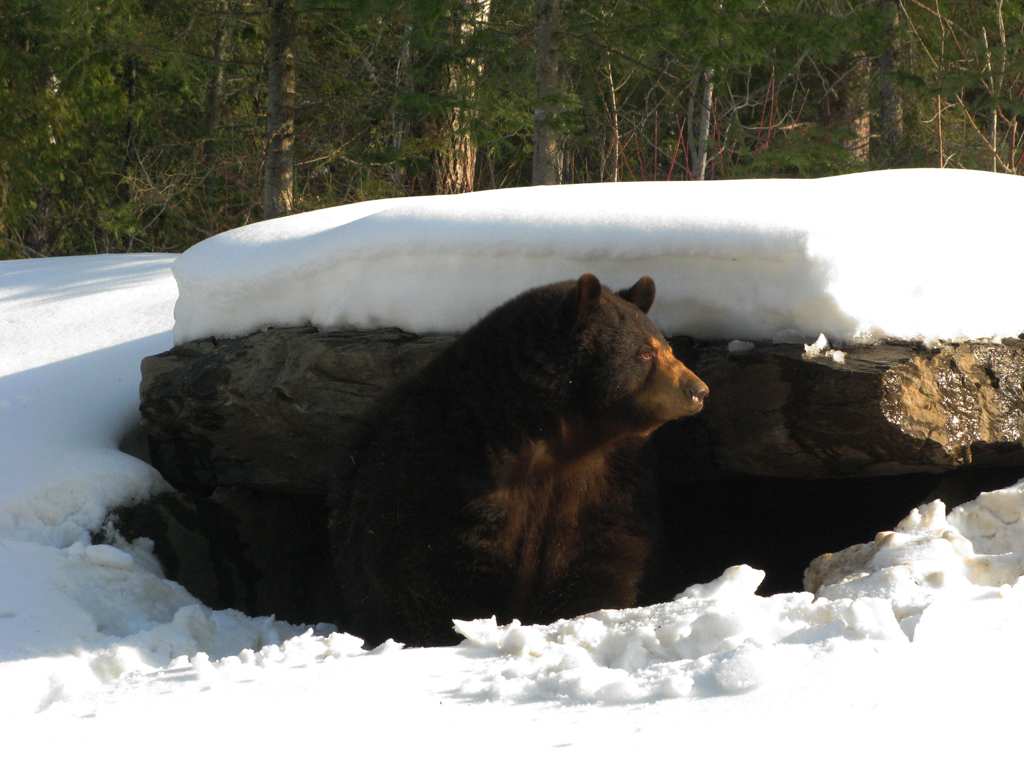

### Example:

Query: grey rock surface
xmin=140 ymin=329 xmax=1024 ymax=492
xmin=140 ymin=326 xmax=452 ymax=495
xmin=685 ymin=338 xmax=1024 ymax=477
xmin=100 ymin=489 xmax=336 ymax=624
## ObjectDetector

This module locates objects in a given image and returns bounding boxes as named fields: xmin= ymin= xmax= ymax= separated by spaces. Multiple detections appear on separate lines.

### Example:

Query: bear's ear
xmin=565 ymin=273 xmax=602 ymax=326
xmin=618 ymin=276 xmax=656 ymax=314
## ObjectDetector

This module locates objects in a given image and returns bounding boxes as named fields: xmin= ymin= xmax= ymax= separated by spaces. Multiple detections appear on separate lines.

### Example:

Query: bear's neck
xmin=489 ymin=413 xmax=648 ymax=489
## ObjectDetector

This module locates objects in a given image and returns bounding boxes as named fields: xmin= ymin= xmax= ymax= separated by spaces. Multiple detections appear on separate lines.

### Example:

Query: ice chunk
xmin=82 ymin=544 xmax=134 ymax=570
xmin=677 ymin=564 xmax=765 ymax=600
xmin=803 ymin=333 xmax=830 ymax=358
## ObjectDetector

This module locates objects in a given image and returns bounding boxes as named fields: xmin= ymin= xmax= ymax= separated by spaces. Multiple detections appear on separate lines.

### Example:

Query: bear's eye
xmin=638 ymin=347 xmax=655 ymax=362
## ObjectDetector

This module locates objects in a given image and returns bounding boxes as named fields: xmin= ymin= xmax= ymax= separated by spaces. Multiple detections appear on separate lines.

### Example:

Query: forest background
xmin=1 ymin=0 xmax=1022 ymax=260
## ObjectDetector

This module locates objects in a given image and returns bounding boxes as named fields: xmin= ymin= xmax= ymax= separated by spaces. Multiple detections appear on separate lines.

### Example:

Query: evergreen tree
xmin=2 ymin=0 xmax=1020 ymax=259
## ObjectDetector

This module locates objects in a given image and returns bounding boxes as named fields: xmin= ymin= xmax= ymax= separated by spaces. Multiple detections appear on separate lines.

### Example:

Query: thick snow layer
xmin=174 ymin=169 xmax=1024 ymax=344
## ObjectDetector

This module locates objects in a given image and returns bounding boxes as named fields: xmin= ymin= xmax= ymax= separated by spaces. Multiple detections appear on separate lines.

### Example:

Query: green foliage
xmin=2 ymin=0 xmax=1021 ymax=259
xmin=730 ymin=125 xmax=863 ymax=179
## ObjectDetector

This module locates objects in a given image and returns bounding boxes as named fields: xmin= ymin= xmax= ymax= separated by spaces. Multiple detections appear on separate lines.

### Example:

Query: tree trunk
xmin=390 ymin=23 xmax=413 ymax=191
xmin=532 ymin=0 xmax=561 ymax=185
xmin=604 ymin=54 xmax=620 ymax=182
xmin=263 ymin=0 xmax=296 ymax=219
xmin=839 ymin=54 xmax=871 ymax=163
xmin=984 ymin=1 xmax=1008 ymax=174
xmin=434 ymin=0 xmax=490 ymax=195
xmin=202 ymin=0 xmax=230 ymax=163
xmin=876 ymin=0 xmax=904 ymax=166
xmin=691 ymin=67 xmax=714 ymax=180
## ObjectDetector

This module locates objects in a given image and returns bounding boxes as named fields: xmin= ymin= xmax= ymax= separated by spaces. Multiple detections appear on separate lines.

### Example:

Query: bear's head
xmin=565 ymin=273 xmax=709 ymax=439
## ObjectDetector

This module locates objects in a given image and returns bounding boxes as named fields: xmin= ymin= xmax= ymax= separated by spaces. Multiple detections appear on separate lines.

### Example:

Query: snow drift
xmin=0 ymin=254 xmax=176 ymax=546
xmin=454 ymin=480 xmax=1024 ymax=704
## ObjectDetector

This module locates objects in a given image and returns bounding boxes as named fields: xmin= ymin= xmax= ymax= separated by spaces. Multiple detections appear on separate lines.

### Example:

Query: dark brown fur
xmin=330 ymin=275 xmax=707 ymax=646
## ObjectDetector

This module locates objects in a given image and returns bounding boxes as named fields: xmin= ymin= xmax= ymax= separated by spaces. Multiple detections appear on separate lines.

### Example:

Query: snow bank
xmin=174 ymin=169 xmax=1024 ymax=344
xmin=0 ymin=254 xmax=319 ymax=717
xmin=453 ymin=479 xmax=1024 ymax=705
xmin=0 ymin=535 xmax=315 ymax=716
xmin=0 ymin=254 xmax=177 ymax=546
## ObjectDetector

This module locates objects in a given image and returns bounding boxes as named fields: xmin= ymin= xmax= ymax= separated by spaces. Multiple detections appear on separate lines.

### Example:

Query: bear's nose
xmin=687 ymin=380 xmax=710 ymax=403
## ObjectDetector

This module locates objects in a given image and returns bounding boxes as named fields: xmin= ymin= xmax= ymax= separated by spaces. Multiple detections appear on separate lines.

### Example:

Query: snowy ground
xmin=3 ymin=172 xmax=1024 ymax=763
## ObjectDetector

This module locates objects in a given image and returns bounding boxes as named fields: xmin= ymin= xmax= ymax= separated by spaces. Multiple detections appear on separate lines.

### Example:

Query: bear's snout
xmin=674 ymin=365 xmax=709 ymax=415
xmin=685 ymin=377 xmax=710 ymax=406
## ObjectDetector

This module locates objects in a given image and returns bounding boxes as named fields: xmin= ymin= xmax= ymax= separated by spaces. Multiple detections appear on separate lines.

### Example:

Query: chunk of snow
xmin=727 ymin=339 xmax=755 ymax=354
xmin=802 ymin=332 xmax=846 ymax=363
xmin=803 ymin=332 xmax=830 ymax=357
xmin=82 ymin=544 xmax=134 ymax=569
xmin=948 ymin=480 xmax=1024 ymax=554
xmin=677 ymin=563 xmax=765 ymax=600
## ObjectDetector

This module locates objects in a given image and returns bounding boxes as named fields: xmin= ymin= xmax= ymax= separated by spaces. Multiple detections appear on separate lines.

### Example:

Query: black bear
xmin=330 ymin=274 xmax=708 ymax=646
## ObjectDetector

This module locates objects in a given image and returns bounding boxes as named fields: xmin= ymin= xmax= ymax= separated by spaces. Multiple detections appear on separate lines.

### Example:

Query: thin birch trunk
xmin=604 ymin=54 xmax=620 ymax=182
xmin=985 ymin=0 xmax=1007 ymax=173
xmin=691 ymin=0 xmax=721 ymax=180
xmin=983 ymin=25 xmax=997 ymax=173
xmin=692 ymin=67 xmax=714 ymax=180
xmin=390 ymin=23 xmax=412 ymax=189
xmin=263 ymin=0 xmax=296 ymax=219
